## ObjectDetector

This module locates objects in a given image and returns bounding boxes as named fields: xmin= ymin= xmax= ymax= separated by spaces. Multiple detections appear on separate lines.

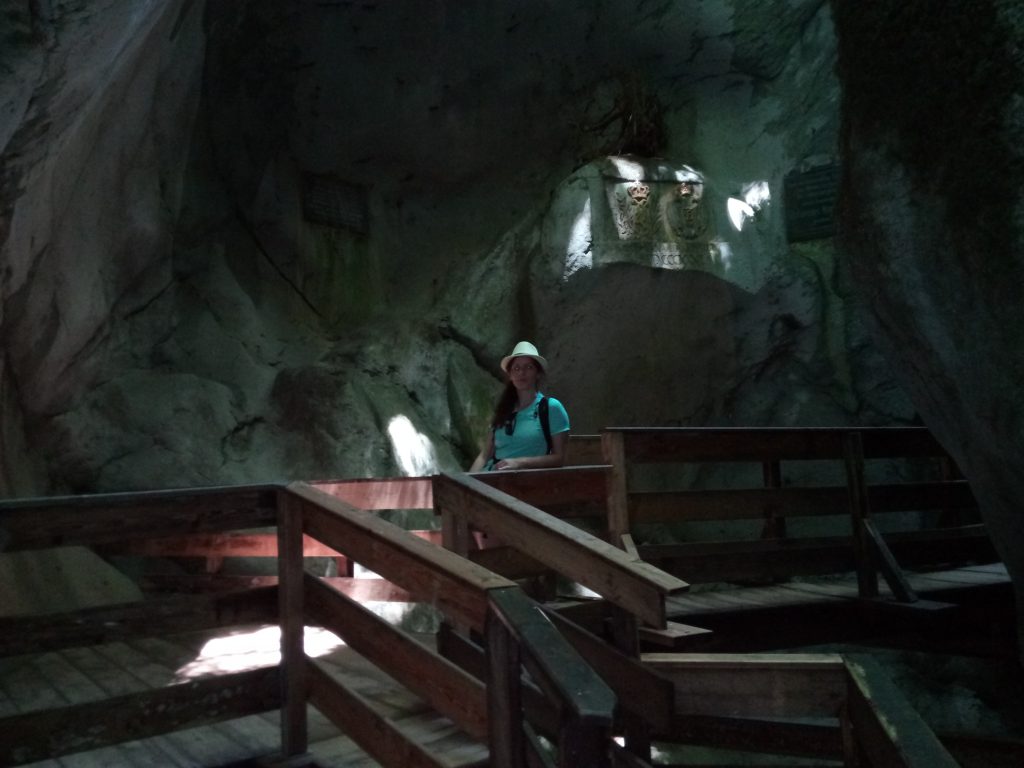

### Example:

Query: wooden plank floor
xmin=3 ymin=624 xmax=486 ymax=768
xmin=665 ymin=562 xmax=1010 ymax=619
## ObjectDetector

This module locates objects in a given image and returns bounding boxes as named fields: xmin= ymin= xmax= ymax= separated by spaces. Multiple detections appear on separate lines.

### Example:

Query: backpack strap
xmin=539 ymin=396 xmax=552 ymax=455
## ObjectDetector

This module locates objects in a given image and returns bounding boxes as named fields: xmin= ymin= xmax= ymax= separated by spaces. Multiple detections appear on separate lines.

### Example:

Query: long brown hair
xmin=489 ymin=359 xmax=545 ymax=429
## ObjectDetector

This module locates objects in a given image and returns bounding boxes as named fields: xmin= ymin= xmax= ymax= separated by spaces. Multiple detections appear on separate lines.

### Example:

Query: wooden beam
xmin=567 ymin=435 xmax=604 ymax=466
xmin=760 ymin=460 xmax=786 ymax=540
xmin=137 ymin=574 xmax=416 ymax=601
xmin=869 ymin=480 xmax=977 ymax=513
xmin=0 ymin=666 xmax=279 ymax=765
xmin=604 ymin=427 xmax=948 ymax=463
xmin=304 ymin=572 xmax=488 ymax=741
xmin=435 ymin=621 xmax=561 ymax=739
xmin=545 ymin=610 xmax=674 ymax=734
xmin=306 ymin=660 xmax=450 ymax=768
xmin=666 ymin=713 xmax=844 ymax=759
xmin=844 ymin=655 xmax=959 ymax=767
xmin=468 ymin=546 xmax=551 ymax=579
xmin=310 ymin=477 xmax=433 ymax=511
xmin=0 ymin=487 xmax=278 ymax=551
xmin=602 ymin=431 xmax=630 ymax=545
xmin=472 ymin=466 xmax=610 ymax=508
xmin=637 ymin=621 xmax=713 ymax=649
xmin=0 ymin=587 xmax=278 ymax=656
xmin=639 ymin=536 xmax=857 ymax=584
xmin=489 ymin=587 xmax=616 ymax=726
xmin=288 ymin=482 xmax=514 ymax=632
xmin=863 ymin=519 xmax=917 ymax=603
xmin=99 ymin=532 xmax=346 ymax=559
xmin=641 ymin=653 xmax=846 ymax=720
xmin=277 ymin=490 xmax=308 ymax=756
xmin=629 ymin=486 xmax=849 ymax=524
xmin=844 ymin=432 xmax=879 ymax=599
xmin=486 ymin=600 xmax=526 ymax=768
xmin=434 ymin=473 xmax=686 ymax=628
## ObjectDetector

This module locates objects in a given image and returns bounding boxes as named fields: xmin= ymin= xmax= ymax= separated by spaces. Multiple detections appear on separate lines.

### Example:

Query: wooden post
xmin=486 ymin=606 xmax=525 ymax=768
xmin=276 ymin=490 xmax=308 ymax=757
xmin=602 ymin=431 xmax=650 ymax=763
xmin=559 ymin=720 xmax=611 ymax=768
xmin=760 ymin=460 xmax=786 ymax=540
xmin=839 ymin=700 xmax=861 ymax=767
xmin=602 ymin=431 xmax=629 ymax=546
xmin=843 ymin=432 xmax=878 ymax=599
xmin=439 ymin=479 xmax=474 ymax=638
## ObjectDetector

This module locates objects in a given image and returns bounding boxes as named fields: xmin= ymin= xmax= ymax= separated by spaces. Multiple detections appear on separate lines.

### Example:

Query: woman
xmin=469 ymin=341 xmax=570 ymax=471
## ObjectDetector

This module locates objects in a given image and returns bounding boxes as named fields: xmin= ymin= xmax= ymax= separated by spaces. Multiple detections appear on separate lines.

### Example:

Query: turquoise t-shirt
xmin=492 ymin=393 xmax=570 ymax=464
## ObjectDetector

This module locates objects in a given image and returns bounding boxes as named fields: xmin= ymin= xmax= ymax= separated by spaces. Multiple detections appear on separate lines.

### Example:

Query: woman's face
xmin=508 ymin=357 xmax=540 ymax=391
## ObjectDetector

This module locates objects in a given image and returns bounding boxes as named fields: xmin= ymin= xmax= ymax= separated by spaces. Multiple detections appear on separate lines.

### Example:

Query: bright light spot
xmin=728 ymin=181 xmax=771 ymax=231
xmin=609 ymin=157 xmax=645 ymax=181
xmin=387 ymin=415 xmax=439 ymax=477
xmin=175 ymin=625 xmax=344 ymax=680
xmin=727 ymin=197 xmax=756 ymax=231
xmin=563 ymin=198 xmax=592 ymax=281
xmin=717 ymin=241 xmax=733 ymax=272
xmin=743 ymin=180 xmax=771 ymax=209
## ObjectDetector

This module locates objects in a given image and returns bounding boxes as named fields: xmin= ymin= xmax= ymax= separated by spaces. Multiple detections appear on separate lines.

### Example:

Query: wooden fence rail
xmin=0 ymin=425 xmax=987 ymax=767
xmin=280 ymin=481 xmax=620 ymax=768
xmin=601 ymin=427 xmax=992 ymax=606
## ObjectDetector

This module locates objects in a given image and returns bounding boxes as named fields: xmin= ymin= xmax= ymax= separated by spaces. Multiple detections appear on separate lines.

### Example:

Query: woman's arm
xmin=492 ymin=431 xmax=568 ymax=470
xmin=468 ymin=431 xmax=495 ymax=472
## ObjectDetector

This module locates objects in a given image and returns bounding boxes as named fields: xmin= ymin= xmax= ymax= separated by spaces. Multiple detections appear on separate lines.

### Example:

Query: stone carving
xmin=659 ymin=179 xmax=717 ymax=269
xmin=605 ymin=172 xmax=719 ymax=270
xmin=611 ymin=181 xmax=658 ymax=240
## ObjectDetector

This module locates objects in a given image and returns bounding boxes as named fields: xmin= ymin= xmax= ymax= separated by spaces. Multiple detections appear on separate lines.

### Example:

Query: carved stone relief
xmin=598 ymin=157 xmax=722 ymax=272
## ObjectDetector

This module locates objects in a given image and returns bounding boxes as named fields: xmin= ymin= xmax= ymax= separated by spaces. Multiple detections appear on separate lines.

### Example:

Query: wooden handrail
xmin=844 ymin=655 xmax=960 ymax=767
xmin=0 ymin=667 xmax=280 ymax=765
xmin=601 ymin=426 xmax=988 ymax=606
xmin=0 ymin=485 xmax=278 ymax=551
xmin=285 ymin=480 xmax=622 ymax=767
xmin=471 ymin=465 xmax=611 ymax=509
xmin=433 ymin=472 xmax=687 ymax=627
xmin=640 ymin=652 xmax=961 ymax=766
xmin=487 ymin=588 xmax=615 ymax=768
xmin=602 ymin=426 xmax=950 ymax=462
xmin=285 ymin=481 xmax=514 ymax=632
xmin=304 ymin=571 xmax=488 ymax=741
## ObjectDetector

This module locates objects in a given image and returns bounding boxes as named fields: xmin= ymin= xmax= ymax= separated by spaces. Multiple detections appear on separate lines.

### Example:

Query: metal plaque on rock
xmin=783 ymin=163 xmax=839 ymax=242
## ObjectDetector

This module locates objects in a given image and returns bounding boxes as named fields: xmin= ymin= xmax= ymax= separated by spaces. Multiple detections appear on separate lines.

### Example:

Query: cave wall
xmin=0 ymin=0 xmax=919 ymax=498
xmin=832 ymin=0 xmax=1024 ymax=644
xmin=0 ymin=0 xmax=207 ymax=492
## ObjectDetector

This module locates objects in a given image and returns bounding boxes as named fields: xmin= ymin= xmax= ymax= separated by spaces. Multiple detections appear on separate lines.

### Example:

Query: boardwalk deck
xmin=665 ymin=563 xmax=1010 ymax=619
xmin=6 ymin=624 xmax=486 ymax=768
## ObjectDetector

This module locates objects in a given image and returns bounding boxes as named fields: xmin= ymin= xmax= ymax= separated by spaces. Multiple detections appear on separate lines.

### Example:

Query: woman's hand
xmin=493 ymin=458 xmax=525 ymax=470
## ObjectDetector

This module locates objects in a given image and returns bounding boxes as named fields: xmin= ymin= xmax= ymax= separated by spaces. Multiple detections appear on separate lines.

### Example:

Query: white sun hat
xmin=500 ymin=340 xmax=548 ymax=374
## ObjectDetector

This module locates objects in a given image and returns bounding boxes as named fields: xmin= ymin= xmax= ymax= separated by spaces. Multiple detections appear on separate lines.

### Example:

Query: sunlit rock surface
xmin=833 ymin=0 xmax=1024 ymax=651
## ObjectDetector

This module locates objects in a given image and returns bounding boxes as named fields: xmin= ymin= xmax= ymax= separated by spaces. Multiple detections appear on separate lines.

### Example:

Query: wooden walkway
xmin=4 ymin=624 xmax=486 ymax=768
xmin=665 ymin=562 xmax=1010 ymax=620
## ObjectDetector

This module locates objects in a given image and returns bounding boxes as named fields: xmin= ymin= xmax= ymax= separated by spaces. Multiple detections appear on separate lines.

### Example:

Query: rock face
xmin=4 ymin=0 xmax=898 ymax=498
xmin=1 ymin=0 xmax=207 ymax=492
xmin=832 ymin=1 xmax=1024 ymax=645
xmin=5 ymin=0 xmax=1019 ymax=632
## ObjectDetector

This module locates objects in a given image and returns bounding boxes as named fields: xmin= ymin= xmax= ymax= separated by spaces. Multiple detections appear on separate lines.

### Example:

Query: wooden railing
xmin=644 ymin=652 xmax=959 ymax=767
xmin=0 ymin=425 xmax=988 ymax=767
xmin=0 ymin=486 xmax=282 ymax=765
xmin=600 ymin=427 xmax=995 ymax=605
xmin=0 ymin=481 xmax=619 ymax=767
